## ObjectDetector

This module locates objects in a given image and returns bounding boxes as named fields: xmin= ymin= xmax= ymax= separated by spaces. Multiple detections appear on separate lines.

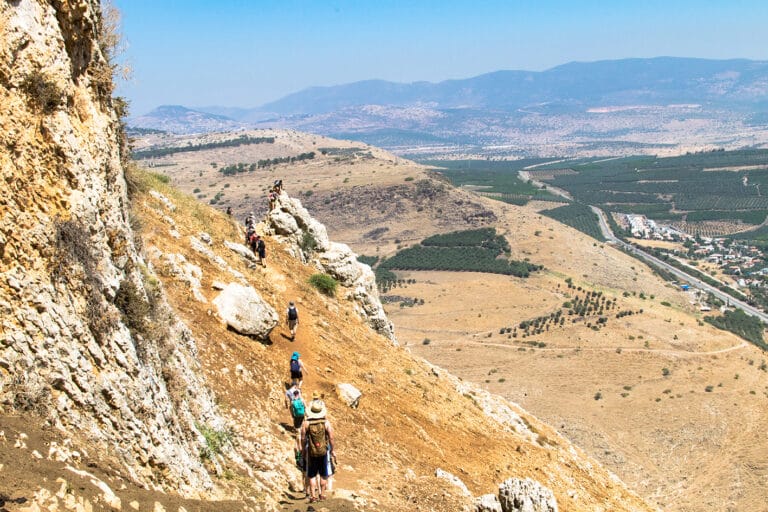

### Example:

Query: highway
xmin=590 ymin=206 xmax=768 ymax=324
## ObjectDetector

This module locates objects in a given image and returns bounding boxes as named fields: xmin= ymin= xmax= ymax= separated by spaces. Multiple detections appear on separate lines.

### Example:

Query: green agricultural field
xmin=541 ymin=203 xmax=605 ymax=241
xmin=423 ymin=159 xmax=563 ymax=204
xmin=527 ymin=149 xmax=768 ymax=239
xmin=380 ymin=228 xmax=541 ymax=278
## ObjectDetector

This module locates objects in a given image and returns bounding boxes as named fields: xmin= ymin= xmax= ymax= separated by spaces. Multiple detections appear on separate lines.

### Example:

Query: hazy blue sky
xmin=113 ymin=0 xmax=768 ymax=116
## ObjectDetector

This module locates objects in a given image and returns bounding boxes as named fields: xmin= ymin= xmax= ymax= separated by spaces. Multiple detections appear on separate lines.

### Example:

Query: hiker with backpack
xmin=248 ymin=232 xmax=259 ymax=254
xmin=256 ymin=237 xmax=267 ymax=267
xmin=288 ymin=389 xmax=306 ymax=429
xmin=287 ymin=301 xmax=299 ymax=340
xmin=300 ymin=397 xmax=335 ymax=503
xmin=290 ymin=352 xmax=308 ymax=388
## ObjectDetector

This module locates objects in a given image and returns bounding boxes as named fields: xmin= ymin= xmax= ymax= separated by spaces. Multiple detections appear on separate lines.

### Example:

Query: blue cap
xmin=291 ymin=352 xmax=300 ymax=359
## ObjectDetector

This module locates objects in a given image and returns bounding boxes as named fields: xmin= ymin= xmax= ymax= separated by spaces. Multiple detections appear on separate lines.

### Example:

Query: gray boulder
xmin=474 ymin=494 xmax=503 ymax=512
xmin=212 ymin=283 xmax=278 ymax=339
xmin=498 ymin=478 xmax=558 ymax=512
xmin=336 ymin=383 xmax=362 ymax=408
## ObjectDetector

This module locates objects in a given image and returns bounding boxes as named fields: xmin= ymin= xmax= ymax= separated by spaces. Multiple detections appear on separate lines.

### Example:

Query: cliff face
xmin=0 ymin=0 xmax=222 ymax=494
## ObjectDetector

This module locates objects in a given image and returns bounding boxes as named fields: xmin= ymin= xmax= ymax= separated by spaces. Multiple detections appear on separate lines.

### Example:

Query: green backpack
xmin=291 ymin=398 xmax=305 ymax=418
xmin=307 ymin=419 xmax=328 ymax=458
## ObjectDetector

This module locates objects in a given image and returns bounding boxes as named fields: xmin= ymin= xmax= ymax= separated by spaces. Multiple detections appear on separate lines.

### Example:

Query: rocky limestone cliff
xmin=264 ymin=191 xmax=396 ymax=341
xmin=0 ymin=0 xmax=228 ymax=496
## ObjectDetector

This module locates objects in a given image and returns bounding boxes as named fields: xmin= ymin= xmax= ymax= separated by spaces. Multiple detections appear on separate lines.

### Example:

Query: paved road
xmin=590 ymin=206 xmax=768 ymax=324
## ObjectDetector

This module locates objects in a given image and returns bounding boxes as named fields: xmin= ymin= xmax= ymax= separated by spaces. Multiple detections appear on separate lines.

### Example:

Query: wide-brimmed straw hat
xmin=305 ymin=399 xmax=326 ymax=420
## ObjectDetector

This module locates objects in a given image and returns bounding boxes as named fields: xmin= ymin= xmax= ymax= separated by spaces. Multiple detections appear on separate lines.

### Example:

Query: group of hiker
xmin=285 ymin=352 xmax=336 ymax=503
xmin=244 ymin=212 xmax=267 ymax=267
xmin=235 ymin=183 xmax=338 ymax=503
xmin=268 ymin=179 xmax=283 ymax=211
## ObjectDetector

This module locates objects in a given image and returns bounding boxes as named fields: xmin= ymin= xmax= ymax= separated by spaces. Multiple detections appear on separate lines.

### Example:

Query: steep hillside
xmin=0 ymin=2 xmax=655 ymax=511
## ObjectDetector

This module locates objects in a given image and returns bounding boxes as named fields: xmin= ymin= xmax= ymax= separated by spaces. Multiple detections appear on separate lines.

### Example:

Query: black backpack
xmin=288 ymin=306 xmax=298 ymax=320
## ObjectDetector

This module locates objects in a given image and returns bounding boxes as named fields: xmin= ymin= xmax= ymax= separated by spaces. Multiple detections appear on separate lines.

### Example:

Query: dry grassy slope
xmin=132 ymin=130 xmax=498 ymax=258
xmin=129 ymin=170 xmax=653 ymax=511
xmin=387 ymin=197 xmax=768 ymax=512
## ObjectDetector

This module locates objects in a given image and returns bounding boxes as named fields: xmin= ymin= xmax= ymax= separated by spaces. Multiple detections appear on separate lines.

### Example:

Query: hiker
xmin=256 ymin=236 xmax=266 ymax=267
xmin=288 ymin=389 xmax=306 ymax=430
xmin=245 ymin=211 xmax=255 ymax=229
xmin=268 ymin=190 xmax=277 ymax=211
xmin=274 ymin=179 xmax=283 ymax=194
xmin=290 ymin=351 xmax=308 ymax=388
xmin=249 ymin=232 xmax=259 ymax=255
xmin=284 ymin=383 xmax=302 ymax=409
xmin=301 ymin=398 xmax=335 ymax=503
xmin=287 ymin=301 xmax=299 ymax=340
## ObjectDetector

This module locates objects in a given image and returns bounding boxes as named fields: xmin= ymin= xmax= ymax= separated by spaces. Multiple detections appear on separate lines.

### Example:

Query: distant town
xmin=619 ymin=213 xmax=768 ymax=310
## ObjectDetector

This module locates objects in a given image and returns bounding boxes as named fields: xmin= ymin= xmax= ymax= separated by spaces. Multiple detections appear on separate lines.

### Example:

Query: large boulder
xmin=498 ymin=478 xmax=558 ymax=512
xmin=212 ymin=283 xmax=278 ymax=338
xmin=336 ymin=383 xmax=362 ymax=408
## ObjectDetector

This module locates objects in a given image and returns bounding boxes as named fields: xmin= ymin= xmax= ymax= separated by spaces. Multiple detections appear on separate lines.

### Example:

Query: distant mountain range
xmin=129 ymin=57 xmax=768 ymax=155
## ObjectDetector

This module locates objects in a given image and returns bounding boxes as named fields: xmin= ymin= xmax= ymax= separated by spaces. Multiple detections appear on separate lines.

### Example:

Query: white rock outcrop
xmin=436 ymin=468 xmax=471 ymax=497
xmin=498 ymin=478 xmax=558 ymax=512
xmin=265 ymin=192 xmax=396 ymax=341
xmin=336 ymin=383 xmax=362 ymax=409
xmin=0 ymin=0 xmax=228 ymax=497
xmin=212 ymin=283 xmax=278 ymax=338
xmin=474 ymin=493 xmax=503 ymax=512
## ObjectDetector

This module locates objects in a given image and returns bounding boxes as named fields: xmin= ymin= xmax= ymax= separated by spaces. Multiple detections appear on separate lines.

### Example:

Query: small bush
xmin=662 ymin=367 xmax=670 ymax=377
xmin=422 ymin=338 xmax=431 ymax=345
xmin=705 ymin=385 xmax=714 ymax=392
xmin=308 ymin=273 xmax=338 ymax=296
xmin=300 ymin=231 xmax=317 ymax=254
xmin=20 ymin=71 xmax=63 ymax=114
xmin=196 ymin=423 xmax=233 ymax=461
xmin=594 ymin=391 xmax=603 ymax=400
xmin=661 ymin=301 xmax=671 ymax=307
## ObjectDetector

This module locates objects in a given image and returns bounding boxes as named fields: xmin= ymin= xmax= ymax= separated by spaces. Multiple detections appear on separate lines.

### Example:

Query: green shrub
xmin=300 ymin=231 xmax=317 ymax=254
xmin=308 ymin=273 xmax=338 ymax=296
xmin=196 ymin=423 xmax=233 ymax=461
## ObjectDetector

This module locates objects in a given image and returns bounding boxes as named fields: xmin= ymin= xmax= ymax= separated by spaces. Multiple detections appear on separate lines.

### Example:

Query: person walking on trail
xmin=287 ymin=301 xmax=299 ymax=340
xmin=288 ymin=389 xmax=306 ymax=430
xmin=301 ymin=398 xmax=335 ymax=503
xmin=256 ymin=236 xmax=266 ymax=267
xmin=290 ymin=352 xmax=308 ymax=388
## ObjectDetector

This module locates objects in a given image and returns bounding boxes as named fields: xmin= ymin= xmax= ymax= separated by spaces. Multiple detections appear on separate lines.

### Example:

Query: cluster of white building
xmin=625 ymin=214 xmax=688 ymax=240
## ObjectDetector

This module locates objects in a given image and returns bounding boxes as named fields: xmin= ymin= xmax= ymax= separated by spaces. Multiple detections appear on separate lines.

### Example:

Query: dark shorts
xmin=291 ymin=370 xmax=302 ymax=380
xmin=306 ymin=453 xmax=331 ymax=479
xmin=293 ymin=414 xmax=304 ymax=429
xmin=288 ymin=319 xmax=298 ymax=330
xmin=258 ymin=248 xmax=266 ymax=258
